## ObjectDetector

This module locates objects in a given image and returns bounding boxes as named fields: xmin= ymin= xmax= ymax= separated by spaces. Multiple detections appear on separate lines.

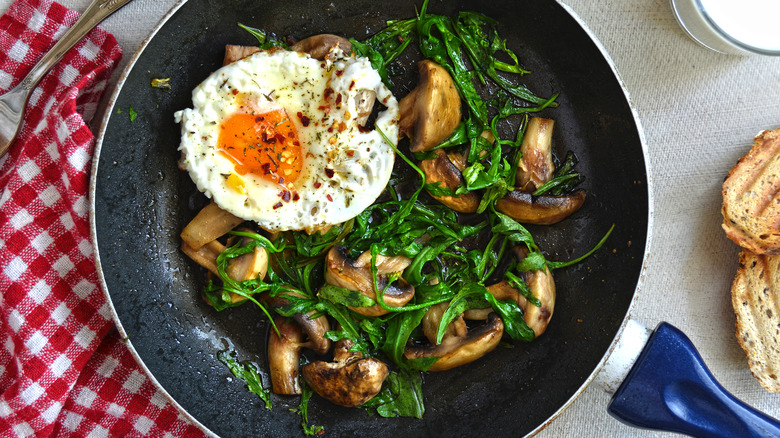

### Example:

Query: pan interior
xmin=92 ymin=0 xmax=647 ymax=436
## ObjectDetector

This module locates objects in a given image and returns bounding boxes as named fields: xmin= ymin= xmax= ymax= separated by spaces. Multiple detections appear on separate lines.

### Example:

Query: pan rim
xmin=87 ymin=1 xmax=654 ymax=437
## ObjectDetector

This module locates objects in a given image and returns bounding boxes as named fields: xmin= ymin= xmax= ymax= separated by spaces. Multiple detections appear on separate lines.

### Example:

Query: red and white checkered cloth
xmin=0 ymin=1 xmax=206 ymax=436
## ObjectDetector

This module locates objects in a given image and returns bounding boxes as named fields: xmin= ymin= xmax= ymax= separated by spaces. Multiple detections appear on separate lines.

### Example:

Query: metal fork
xmin=0 ymin=0 xmax=134 ymax=158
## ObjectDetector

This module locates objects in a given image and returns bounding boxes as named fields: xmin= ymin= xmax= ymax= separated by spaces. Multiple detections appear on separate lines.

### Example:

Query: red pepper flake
xmin=297 ymin=111 xmax=310 ymax=127
xmin=293 ymin=141 xmax=300 ymax=146
xmin=281 ymin=190 xmax=291 ymax=202
xmin=231 ymin=89 xmax=239 ymax=95
xmin=338 ymin=122 xmax=347 ymax=132
xmin=273 ymin=202 xmax=283 ymax=209
xmin=349 ymin=80 xmax=355 ymax=90
xmin=274 ymin=133 xmax=286 ymax=143
xmin=382 ymin=96 xmax=389 ymax=104
xmin=314 ymin=182 xmax=322 ymax=189
xmin=324 ymin=87 xmax=334 ymax=100
xmin=346 ymin=150 xmax=354 ymax=157
xmin=324 ymin=168 xmax=334 ymax=178
xmin=261 ymin=163 xmax=271 ymax=174
xmin=279 ymin=177 xmax=285 ymax=184
xmin=293 ymin=193 xmax=300 ymax=201
xmin=255 ymin=116 xmax=265 ymax=123
xmin=335 ymin=93 xmax=343 ymax=105
xmin=327 ymin=194 xmax=333 ymax=202
xmin=335 ymin=70 xmax=344 ymax=77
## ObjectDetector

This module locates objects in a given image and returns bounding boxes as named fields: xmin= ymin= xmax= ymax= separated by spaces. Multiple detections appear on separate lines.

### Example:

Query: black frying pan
xmin=89 ymin=0 xmax=648 ymax=436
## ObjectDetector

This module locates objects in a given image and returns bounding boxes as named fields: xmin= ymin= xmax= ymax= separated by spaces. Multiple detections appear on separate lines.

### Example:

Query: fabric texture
xmin=0 ymin=0 xmax=203 ymax=436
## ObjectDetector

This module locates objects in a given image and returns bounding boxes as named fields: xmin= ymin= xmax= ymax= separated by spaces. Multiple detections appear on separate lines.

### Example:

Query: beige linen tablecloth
xmin=9 ymin=0 xmax=779 ymax=436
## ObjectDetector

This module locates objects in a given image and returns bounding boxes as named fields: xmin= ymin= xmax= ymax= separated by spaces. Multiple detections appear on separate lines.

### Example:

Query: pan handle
xmin=607 ymin=322 xmax=780 ymax=437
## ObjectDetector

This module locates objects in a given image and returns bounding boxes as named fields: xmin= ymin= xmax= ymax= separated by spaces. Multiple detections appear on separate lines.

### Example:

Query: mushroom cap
xmin=301 ymin=340 xmax=389 ymax=407
xmin=325 ymin=246 xmax=415 ymax=316
xmin=419 ymin=149 xmax=480 ymax=213
xmin=405 ymin=312 xmax=505 ymax=372
xmin=399 ymin=60 xmax=462 ymax=153
xmin=290 ymin=34 xmax=353 ymax=60
xmin=496 ymin=189 xmax=586 ymax=225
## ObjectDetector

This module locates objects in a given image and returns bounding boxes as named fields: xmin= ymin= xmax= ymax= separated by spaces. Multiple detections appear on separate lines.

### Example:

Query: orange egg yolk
xmin=218 ymin=109 xmax=303 ymax=184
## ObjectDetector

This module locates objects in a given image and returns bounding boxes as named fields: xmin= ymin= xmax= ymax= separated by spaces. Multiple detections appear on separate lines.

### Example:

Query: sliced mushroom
xmin=421 ymin=302 xmax=467 ymax=343
xmin=513 ymin=247 xmax=556 ymax=338
xmin=268 ymin=316 xmax=305 ymax=395
xmin=263 ymin=291 xmax=331 ymax=356
xmin=325 ymin=245 xmax=415 ymax=316
xmin=180 ymin=240 xmax=225 ymax=276
xmin=180 ymin=201 xmax=244 ymax=250
xmin=301 ymin=338 xmax=389 ymax=407
xmin=398 ymin=60 xmax=462 ymax=153
xmin=462 ymin=249 xmax=556 ymax=337
xmin=495 ymin=189 xmax=586 ymax=225
xmin=404 ymin=312 xmax=504 ymax=372
xmin=225 ymin=230 xmax=269 ymax=283
xmin=516 ymin=117 xmax=555 ymax=192
xmin=462 ymin=281 xmax=520 ymax=321
xmin=223 ymin=45 xmax=260 ymax=65
xmin=419 ymin=149 xmax=480 ymax=213
xmin=291 ymin=34 xmax=353 ymax=60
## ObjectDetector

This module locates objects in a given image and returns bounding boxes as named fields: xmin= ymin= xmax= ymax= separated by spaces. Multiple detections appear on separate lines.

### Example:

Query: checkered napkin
xmin=0 ymin=1 xmax=205 ymax=436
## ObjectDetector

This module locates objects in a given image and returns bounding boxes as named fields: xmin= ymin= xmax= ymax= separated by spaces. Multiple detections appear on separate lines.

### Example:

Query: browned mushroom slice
xmin=263 ymin=291 xmax=331 ymax=355
xmin=325 ymin=245 xmax=415 ymax=316
xmin=302 ymin=338 xmax=389 ymax=407
xmin=398 ymin=60 xmax=462 ymax=153
xmin=404 ymin=313 xmax=504 ymax=372
xmin=495 ymin=189 xmax=585 ymax=225
xmin=419 ymin=149 xmax=480 ymax=213
xmin=180 ymin=240 xmax=225 ymax=276
xmin=421 ymin=302 xmax=467 ymax=343
xmin=268 ymin=316 xmax=305 ymax=395
xmin=512 ymin=247 xmax=556 ymax=338
xmin=223 ymin=45 xmax=260 ymax=65
xmin=462 ymin=281 xmax=520 ymax=321
xmin=290 ymin=34 xmax=352 ymax=60
xmin=180 ymin=201 xmax=244 ymax=250
xmin=516 ymin=117 xmax=555 ymax=192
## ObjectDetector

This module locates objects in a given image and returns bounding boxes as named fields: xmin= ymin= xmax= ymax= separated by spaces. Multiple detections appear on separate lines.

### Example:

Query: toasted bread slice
xmin=731 ymin=249 xmax=780 ymax=393
xmin=722 ymin=128 xmax=780 ymax=254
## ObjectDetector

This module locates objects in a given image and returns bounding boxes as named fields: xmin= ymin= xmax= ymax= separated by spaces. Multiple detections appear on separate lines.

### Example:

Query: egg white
xmin=174 ymin=48 xmax=399 ymax=232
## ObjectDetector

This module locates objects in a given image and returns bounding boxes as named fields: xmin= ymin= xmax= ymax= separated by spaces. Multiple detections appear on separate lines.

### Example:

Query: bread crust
xmin=722 ymin=128 xmax=780 ymax=255
xmin=731 ymin=249 xmax=780 ymax=393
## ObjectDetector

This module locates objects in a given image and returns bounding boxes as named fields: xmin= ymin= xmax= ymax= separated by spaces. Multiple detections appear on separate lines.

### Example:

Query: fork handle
xmin=18 ymin=0 xmax=134 ymax=92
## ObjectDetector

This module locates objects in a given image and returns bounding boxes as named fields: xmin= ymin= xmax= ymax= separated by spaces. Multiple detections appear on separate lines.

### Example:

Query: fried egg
xmin=174 ymin=48 xmax=399 ymax=232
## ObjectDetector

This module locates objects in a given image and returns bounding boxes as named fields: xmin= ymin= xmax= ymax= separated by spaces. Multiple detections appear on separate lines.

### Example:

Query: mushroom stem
xmin=267 ymin=316 xmax=305 ymax=395
xmin=516 ymin=117 xmax=555 ymax=192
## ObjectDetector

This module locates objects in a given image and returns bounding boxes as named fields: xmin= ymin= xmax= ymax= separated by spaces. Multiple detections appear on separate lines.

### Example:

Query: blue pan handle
xmin=608 ymin=322 xmax=780 ymax=437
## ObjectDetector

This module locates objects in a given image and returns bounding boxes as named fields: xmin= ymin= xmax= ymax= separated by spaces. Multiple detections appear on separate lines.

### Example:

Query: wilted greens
xmin=200 ymin=1 xmax=609 ymax=435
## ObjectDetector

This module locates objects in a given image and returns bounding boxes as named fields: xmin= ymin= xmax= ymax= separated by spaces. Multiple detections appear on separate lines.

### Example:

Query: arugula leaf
xmin=238 ymin=23 xmax=288 ymax=50
xmin=292 ymin=382 xmax=324 ymax=436
xmin=217 ymin=350 xmax=272 ymax=410
xmin=362 ymin=370 xmax=425 ymax=418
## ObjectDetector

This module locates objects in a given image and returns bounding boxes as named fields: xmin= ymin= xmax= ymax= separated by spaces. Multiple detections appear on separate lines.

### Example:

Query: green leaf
xmin=318 ymin=284 xmax=376 ymax=308
xmin=362 ymin=370 xmax=425 ymax=419
xmin=217 ymin=350 xmax=272 ymax=410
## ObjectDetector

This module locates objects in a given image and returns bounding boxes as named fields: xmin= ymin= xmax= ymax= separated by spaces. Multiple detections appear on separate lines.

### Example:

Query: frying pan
xmin=89 ymin=0 xmax=649 ymax=436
